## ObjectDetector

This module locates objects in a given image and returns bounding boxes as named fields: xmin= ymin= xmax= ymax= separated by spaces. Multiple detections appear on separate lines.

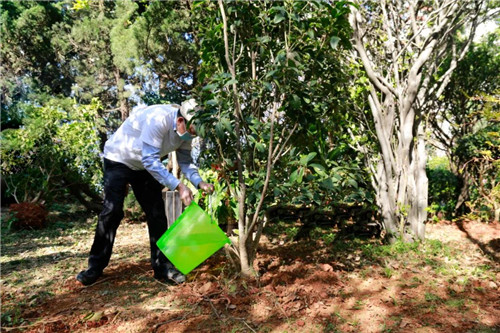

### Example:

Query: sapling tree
xmin=194 ymin=0 xmax=352 ymax=277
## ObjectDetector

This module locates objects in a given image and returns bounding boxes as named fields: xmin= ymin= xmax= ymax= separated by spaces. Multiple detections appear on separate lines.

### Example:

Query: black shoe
xmin=76 ymin=268 xmax=102 ymax=286
xmin=154 ymin=266 xmax=186 ymax=284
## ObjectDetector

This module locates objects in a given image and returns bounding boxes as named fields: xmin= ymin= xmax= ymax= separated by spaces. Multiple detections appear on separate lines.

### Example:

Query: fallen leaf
xmin=320 ymin=264 xmax=333 ymax=272
xmin=400 ymin=318 xmax=411 ymax=328
xmin=198 ymin=282 xmax=213 ymax=294
xmin=83 ymin=311 xmax=103 ymax=322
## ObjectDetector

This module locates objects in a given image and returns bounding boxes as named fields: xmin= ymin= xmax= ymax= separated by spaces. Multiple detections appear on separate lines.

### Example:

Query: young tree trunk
xmin=218 ymin=0 xmax=254 ymax=278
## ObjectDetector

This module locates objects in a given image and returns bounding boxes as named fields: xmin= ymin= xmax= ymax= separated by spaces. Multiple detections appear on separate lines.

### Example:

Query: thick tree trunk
xmin=350 ymin=0 xmax=484 ymax=242
xmin=407 ymin=123 xmax=428 ymax=240
xmin=375 ymin=161 xmax=398 ymax=241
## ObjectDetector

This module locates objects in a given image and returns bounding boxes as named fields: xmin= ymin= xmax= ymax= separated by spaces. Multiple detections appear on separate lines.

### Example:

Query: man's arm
xmin=176 ymin=149 xmax=202 ymax=188
xmin=177 ymin=148 xmax=214 ymax=194
xmin=141 ymin=143 xmax=194 ymax=205
xmin=141 ymin=142 xmax=180 ymax=190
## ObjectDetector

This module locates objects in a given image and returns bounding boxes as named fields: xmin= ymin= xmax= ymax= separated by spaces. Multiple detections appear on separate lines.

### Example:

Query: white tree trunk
xmin=349 ymin=0 xmax=484 ymax=241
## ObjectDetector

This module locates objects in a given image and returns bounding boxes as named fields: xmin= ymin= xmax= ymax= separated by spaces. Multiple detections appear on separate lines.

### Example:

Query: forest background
xmin=1 ymin=1 xmax=499 ymax=332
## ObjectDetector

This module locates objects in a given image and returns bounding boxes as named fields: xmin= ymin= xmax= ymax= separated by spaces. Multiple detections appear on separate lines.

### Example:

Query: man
xmin=76 ymin=99 xmax=214 ymax=286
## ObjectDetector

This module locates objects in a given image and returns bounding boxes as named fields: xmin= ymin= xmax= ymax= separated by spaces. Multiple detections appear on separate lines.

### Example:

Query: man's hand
xmin=177 ymin=183 xmax=193 ymax=206
xmin=198 ymin=181 xmax=214 ymax=194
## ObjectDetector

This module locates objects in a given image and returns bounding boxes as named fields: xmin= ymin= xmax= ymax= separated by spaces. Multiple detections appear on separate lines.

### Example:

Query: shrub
xmin=427 ymin=157 xmax=459 ymax=219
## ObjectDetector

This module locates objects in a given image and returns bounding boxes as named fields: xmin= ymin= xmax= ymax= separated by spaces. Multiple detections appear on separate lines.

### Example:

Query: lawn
xmin=1 ymin=204 xmax=499 ymax=332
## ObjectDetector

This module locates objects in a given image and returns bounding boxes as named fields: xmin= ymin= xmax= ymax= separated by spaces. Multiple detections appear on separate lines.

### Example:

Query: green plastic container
xmin=156 ymin=202 xmax=231 ymax=275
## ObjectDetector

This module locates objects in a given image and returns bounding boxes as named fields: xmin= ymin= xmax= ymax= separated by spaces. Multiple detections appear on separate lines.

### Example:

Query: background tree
xmin=52 ymin=0 xmax=139 ymax=138
xmin=132 ymin=0 xmax=200 ymax=104
xmin=429 ymin=31 xmax=500 ymax=217
xmin=349 ymin=0 xmax=489 ymax=241
xmin=1 ymin=0 xmax=205 ymax=208
xmin=0 ymin=1 xmax=73 ymax=129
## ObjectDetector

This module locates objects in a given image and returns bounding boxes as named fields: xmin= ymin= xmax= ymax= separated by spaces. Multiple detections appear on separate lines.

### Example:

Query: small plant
xmin=384 ymin=267 xmax=393 ymax=278
xmin=424 ymin=239 xmax=450 ymax=256
xmin=4 ymin=213 xmax=18 ymax=231
xmin=285 ymin=226 xmax=299 ymax=241
xmin=353 ymin=299 xmax=364 ymax=310
xmin=194 ymin=169 xmax=236 ymax=225
xmin=1 ymin=307 xmax=25 ymax=327
xmin=445 ymin=298 xmax=465 ymax=308
xmin=322 ymin=232 xmax=336 ymax=245
xmin=424 ymin=292 xmax=442 ymax=303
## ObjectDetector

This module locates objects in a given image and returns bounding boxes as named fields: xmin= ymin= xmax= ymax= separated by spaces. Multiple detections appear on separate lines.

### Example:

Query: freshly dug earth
xmin=1 ymin=215 xmax=498 ymax=333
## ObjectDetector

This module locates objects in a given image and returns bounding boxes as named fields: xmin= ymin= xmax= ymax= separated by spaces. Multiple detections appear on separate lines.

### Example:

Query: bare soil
xmin=1 ymin=214 xmax=499 ymax=333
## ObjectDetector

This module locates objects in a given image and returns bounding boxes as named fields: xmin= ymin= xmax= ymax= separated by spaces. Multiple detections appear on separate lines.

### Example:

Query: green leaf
xmin=309 ymin=163 xmax=326 ymax=176
xmin=256 ymin=142 xmax=266 ymax=152
xmin=320 ymin=178 xmax=335 ymax=190
xmin=274 ymin=13 xmax=285 ymax=24
xmin=265 ymin=70 xmax=278 ymax=78
xmin=202 ymin=84 xmax=217 ymax=91
xmin=347 ymin=178 xmax=358 ymax=189
xmin=298 ymin=167 xmax=304 ymax=183
xmin=291 ymin=94 xmax=301 ymax=108
xmin=290 ymin=169 xmax=298 ymax=183
xmin=221 ymin=118 xmax=232 ymax=132
xmin=330 ymin=36 xmax=340 ymax=49
xmin=257 ymin=36 xmax=272 ymax=43
xmin=224 ymin=79 xmax=238 ymax=86
xmin=300 ymin=152 xmax=317 ymax=165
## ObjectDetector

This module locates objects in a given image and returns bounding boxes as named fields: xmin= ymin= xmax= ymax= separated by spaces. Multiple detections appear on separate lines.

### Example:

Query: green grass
xmin=445 ymin=298 xmax=465 ymax=308
xmin=424 ymin=292 xmax=442 ymax=303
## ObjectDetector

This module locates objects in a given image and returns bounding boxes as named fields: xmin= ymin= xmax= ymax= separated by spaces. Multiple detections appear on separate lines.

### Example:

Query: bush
xmin=8 ymin=202 xmax=48 ymax=230
xmin=427 ymin=157 xmax=459 ymax=219
xmin=0 ymin=98 xmax=104 ymax=206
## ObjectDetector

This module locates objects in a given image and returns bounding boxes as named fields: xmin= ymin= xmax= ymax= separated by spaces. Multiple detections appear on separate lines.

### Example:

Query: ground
xmin=1 ymin=206 xmax=499 ymax=333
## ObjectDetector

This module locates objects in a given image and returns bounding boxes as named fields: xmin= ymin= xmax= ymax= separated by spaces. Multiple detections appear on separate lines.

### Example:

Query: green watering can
xmin=156 ymin=201 xmax=231 ymax=275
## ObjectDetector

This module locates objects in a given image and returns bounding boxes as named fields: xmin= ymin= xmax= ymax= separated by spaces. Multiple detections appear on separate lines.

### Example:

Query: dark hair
xmin=177 ymin=110 xmax=184 ymax=119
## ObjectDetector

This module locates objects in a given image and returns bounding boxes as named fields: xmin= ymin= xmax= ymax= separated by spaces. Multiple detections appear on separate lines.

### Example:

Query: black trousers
xmin=88 ymin=158 xmax=169 ymax=272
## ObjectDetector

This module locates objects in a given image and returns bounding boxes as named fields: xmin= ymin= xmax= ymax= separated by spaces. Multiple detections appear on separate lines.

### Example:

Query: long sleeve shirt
xmin=141 ymin=142 xmax=202 ymax=190
xmin=103 ymin=104 xmax=202 ymax=190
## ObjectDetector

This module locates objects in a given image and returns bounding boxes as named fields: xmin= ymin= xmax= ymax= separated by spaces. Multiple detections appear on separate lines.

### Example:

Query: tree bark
xmin=349 ymin=0 xmax=484 ymax=242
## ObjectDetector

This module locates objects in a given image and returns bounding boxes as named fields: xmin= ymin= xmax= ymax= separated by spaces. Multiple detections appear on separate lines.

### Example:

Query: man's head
xmin=176 ymin=98 xmax=198 ymax=140
xmin=179 ymin=98 xmax=198 ymax=123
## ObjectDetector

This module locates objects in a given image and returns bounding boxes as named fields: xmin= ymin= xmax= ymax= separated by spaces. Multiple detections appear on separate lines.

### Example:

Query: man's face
xmin=176 ymin=117 xmax=197 ymax=137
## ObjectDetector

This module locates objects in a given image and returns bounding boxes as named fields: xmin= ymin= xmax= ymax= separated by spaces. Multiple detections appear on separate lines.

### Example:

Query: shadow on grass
xmin=455 ymin=220 xmax=499 ymax=262
xmin=1 ymin=251 xmax=88 ymax=276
